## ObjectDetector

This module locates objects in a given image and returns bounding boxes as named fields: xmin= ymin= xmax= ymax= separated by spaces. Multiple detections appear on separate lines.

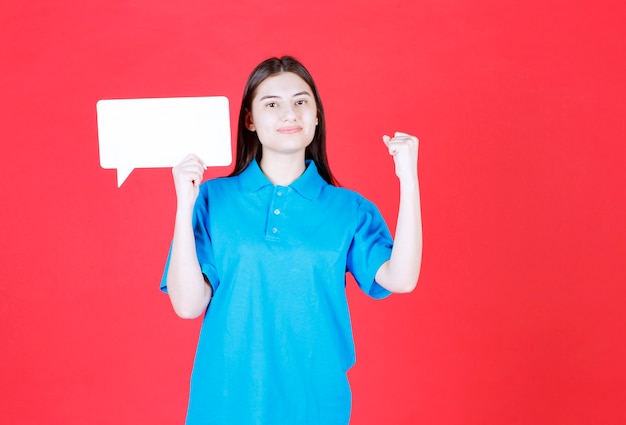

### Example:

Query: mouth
xmin=277 ymin=126 xmax=303 ymax=134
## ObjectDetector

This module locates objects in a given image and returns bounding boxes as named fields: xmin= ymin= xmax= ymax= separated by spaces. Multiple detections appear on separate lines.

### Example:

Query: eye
xmin=265 ymin=102 xmax=278 ymax=108
xmin=295 ymin=99 xmax=307 ymax=106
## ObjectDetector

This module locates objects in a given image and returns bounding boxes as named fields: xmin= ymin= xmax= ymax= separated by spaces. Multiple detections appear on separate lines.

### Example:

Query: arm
xmin=166 ymin=154 xmax=212 ymax=319
xmin=375 ymin=132 xmax=422 ymax=293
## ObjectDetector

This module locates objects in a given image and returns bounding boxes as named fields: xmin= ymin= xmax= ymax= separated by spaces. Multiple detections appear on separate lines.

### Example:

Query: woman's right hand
xmin=172 ymin=153 xmax=207 ymax=210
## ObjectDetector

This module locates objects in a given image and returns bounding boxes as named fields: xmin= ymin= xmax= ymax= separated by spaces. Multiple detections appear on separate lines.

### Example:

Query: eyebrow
xmin=259 ymin=91 xmax=312 ymax=101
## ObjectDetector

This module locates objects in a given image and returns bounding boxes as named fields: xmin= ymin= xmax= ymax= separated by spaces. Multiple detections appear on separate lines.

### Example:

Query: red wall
xmin=2 ymin=1 xmax=625 ymax=424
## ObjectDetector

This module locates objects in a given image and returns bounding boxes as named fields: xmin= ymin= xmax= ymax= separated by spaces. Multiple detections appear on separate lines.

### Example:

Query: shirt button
xmin=272 ymin=228 xmax=278 ymax=234
xmin=274 ymin=209 xmax=281 ymax=215
xmin=277 ymin=191 xmax=283 ymax=196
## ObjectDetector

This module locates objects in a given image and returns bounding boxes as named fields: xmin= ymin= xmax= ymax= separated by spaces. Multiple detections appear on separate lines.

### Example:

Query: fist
xmin=382 ymin=132 xmax=419 ymax=180
xmin=172 ymin=153 xmax=207 ymax=209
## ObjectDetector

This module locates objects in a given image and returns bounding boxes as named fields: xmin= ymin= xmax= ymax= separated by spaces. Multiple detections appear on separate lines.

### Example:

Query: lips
xmin=277 ymin=126 xmax=302 ymax=134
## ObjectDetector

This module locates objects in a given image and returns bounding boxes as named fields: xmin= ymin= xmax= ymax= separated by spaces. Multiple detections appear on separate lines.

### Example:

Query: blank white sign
xmin=97 ymin=96 xmax=232 ymax=187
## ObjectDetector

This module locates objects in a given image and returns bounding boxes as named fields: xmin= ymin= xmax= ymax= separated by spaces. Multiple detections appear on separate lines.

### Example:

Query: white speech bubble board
xmin=97 ymin=96 xmax=232 ymax=187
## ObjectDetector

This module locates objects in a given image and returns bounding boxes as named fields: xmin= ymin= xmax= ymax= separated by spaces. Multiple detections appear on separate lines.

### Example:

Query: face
xmin=246 ymin=72 xmax=318 ymax=158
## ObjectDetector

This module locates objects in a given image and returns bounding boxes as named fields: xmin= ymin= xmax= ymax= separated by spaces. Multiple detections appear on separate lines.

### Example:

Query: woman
xmin=162 ymin=56 xmax=422 ymax=424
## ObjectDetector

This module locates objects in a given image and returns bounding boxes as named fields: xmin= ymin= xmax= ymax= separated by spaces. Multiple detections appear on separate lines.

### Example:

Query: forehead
xmin=253 ymin=72 xmax=313 ymax=99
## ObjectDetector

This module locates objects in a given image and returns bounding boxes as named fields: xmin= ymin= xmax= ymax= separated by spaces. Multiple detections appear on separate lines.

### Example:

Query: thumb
xmin=382 ymin=134 xmax=391 ymax=147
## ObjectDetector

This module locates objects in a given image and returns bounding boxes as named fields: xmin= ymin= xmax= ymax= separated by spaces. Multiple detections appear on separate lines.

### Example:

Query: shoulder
xmin=199 ymin=174 xmax=242 ymax=193
xmin=193 ymin=175 xmax=244 ymax=210
xmin=320 ymin=185 xmax=382 ymax=215
xmin=321 ymin=184 xmax=373 ymax=204
xmin=319 ymin=186 xmax=391 ymax=242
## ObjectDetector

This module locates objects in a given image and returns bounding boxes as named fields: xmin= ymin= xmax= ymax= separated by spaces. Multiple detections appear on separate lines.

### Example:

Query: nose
xmin=281 ymin=103 xmax=296 ymax=121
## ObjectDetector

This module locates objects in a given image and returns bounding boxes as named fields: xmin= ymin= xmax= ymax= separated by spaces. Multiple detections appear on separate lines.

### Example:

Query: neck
xmin=259 ymin=151 xmax=307 ymax=186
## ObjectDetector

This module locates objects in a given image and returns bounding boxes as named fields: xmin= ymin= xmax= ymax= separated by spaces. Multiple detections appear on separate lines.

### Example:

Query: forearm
xmin=376 ymin=177 xmax=422 ymax=293
xmin=166 ymin=209 xmax=212 ymax=319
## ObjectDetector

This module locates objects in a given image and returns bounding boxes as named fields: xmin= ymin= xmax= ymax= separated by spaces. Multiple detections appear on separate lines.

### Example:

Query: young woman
xmin=161 ymin=56 xmax=422 ymax=425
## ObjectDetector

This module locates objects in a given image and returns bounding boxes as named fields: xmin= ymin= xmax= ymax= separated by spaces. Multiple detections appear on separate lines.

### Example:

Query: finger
xmin=183 ymin=161 xmax=206 ymax=173
xmin=387 ymin=142 xmax=400 ymax=155
xmin=180 ymin=153 xmax=207 ymax=169
xmin=174 ymin=167 xmax=202 ymax=181
xmin=187 ymin=158 xmax=207 ymax=171
xmin=178 ymin=157 xmax=207 ymax=173
xmin=393 ymin=132 xmax=419 ymax=145
xmin=174 ymin=163 xmax=205 ymax=184
xmin=181 ymin=153 xmax=198 ymax=164
xmin=393 ymin=131 xmax=416 ymax=140
xmin=383 ymin=135 xmax=398 ymax=155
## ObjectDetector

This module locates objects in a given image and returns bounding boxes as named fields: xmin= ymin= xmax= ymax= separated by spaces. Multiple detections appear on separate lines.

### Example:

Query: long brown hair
xmin=229 ymin=56 xmax=338 ymax=186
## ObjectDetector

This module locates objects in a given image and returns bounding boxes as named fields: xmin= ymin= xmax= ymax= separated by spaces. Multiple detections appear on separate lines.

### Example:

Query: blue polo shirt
xmin=161 ymin=160 xmax=393 ymax=425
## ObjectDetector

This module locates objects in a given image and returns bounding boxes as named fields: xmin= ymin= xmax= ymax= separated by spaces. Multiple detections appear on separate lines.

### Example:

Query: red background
xmin=2 ymin=1 xmax=625 ymax=424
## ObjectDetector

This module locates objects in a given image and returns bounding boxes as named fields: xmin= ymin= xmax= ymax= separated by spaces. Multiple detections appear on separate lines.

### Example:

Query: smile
xmin=277 ymin=126 xmax=303 ymax=134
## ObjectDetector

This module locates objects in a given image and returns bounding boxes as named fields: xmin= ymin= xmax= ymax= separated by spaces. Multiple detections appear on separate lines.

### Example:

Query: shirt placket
xmin=265 ymin=186 xmax=289 ymax=241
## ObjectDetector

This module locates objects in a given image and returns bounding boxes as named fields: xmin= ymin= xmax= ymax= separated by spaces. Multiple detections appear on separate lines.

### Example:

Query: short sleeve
xmin=160 ymin=184 xmax=220 ymax=294
xmin=346 ymin=197 xmax=393 ymax=299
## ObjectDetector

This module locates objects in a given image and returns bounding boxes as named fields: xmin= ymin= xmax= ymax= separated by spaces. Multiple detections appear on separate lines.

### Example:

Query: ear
xmin=315 ymin=117 xmax=318 ymax=126
xmin=245 ymin=109 xmax=255 ymax=131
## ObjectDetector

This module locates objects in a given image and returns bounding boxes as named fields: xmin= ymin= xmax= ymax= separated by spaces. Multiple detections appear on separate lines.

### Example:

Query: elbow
xmin=166 ymin=277 xmax=212 ymax=319
xmin=392 ymin=278 xmax=418 ymax=294
xmin=390 ymin=268 xmax=421 ymax=294
xmin=172 ymin=303 xmax=205 ymax=320
xmin=169 ymin=296 xmax=209 ymax=319
xmin=376 ymin=261 xmax=421 ymax=294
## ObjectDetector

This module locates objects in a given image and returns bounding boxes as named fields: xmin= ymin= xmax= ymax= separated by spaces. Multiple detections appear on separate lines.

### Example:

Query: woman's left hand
xmin=382 ymin=132 xmax=419 ymax=181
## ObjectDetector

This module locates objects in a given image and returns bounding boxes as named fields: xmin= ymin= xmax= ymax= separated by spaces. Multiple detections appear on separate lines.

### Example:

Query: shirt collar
xmin=240 ymin=159 xmax=327 ymax=200
xmin=291 ymin=160 xmax=326 ymax=200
